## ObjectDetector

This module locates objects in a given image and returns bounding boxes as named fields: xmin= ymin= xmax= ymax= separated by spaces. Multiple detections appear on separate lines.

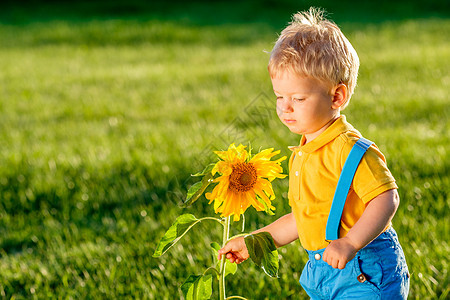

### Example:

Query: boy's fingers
xmin=226 ymin=253 xmax=239 ymax=263
xmin=218 ymin=244 xmax=231 ymax=254
xmin=219 ymin=242 xmax=238 ymax=258
xmin=218 ymin=237 xmax=246 ymax=261
xmin=218 ymin=246 xmax=233 ymax=261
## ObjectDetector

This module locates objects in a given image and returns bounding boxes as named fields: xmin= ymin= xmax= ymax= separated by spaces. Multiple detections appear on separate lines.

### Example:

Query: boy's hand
xmin=322 ymin=236 xmax=359 ymax=269
xmin=218 ymin=237 xmax=249 ymax=264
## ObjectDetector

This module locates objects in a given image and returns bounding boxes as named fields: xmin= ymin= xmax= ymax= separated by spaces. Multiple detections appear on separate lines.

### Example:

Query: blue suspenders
xmin=325 ymin=137 xmax=373 ymax=241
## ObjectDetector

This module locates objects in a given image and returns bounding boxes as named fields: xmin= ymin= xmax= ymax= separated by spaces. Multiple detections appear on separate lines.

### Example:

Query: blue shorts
xmin=300 ymin=227 xmax=410 ymax=299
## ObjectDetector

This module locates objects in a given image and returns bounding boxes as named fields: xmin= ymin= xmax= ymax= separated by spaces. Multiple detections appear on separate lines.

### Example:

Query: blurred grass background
xmin=0 ymin=0 xmax=449 ymax=299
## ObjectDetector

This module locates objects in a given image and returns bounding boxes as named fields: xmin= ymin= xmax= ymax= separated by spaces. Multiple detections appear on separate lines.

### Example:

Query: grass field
xmin=0 ymin=0 xmax=449 ymax=299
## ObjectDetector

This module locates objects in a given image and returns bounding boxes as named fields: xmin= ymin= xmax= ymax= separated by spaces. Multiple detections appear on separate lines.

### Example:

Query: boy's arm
xmin=218 ymin=212 xmax=298 ymax=264
xmin=322 ymin=188 xmax=400 ymax=269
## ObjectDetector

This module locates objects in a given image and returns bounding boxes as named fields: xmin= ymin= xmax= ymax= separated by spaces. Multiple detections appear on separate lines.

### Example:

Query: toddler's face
xmin=271 ymin=71 xmax=339 ymax=142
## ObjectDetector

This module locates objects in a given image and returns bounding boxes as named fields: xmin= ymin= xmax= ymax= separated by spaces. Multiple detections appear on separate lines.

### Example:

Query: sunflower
xmin=205 ymin=144 xmax=286 ymax=221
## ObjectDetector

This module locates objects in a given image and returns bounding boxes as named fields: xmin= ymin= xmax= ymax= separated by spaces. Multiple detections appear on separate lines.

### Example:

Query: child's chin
xmin=288 ymin=128 xmax=301 ymax=135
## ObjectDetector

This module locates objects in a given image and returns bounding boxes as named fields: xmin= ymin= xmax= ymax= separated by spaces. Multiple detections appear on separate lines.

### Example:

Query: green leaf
xmin=181 ymin=274 xmax=213 ymax=300
xmin=210 ymin=242 xmax=221 ymax=252
xmin=191 ymin=163 xmax=215 ymax=177
xmin=210 ymin=242 xmax=221 ymax=258
xmin=244 ymin=232 xmax=279 ymax=278
xmin=182 ymin=172 xmax=213 ymax=207
xmin=255 ymin=195 xmax=275 ymax=216
xmin=186 ymin=181 xmax=203 ymax=200
xmin=223 ymin=260 xmax=237 ymax=278
xmin=210 ymin=242 xmax=237 ymax=279
xmin=152 ymin=214 xmax=199 ymax=257
xmin=210 ymin=242 xmax=221 ymax=266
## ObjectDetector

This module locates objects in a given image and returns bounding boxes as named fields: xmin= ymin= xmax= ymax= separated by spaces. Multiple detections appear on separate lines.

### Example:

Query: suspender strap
xmin=325 ymin=137 xmax=373 ymax=241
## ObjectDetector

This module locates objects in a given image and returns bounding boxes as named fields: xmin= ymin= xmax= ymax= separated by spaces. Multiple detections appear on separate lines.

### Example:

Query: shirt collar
xmin=289 ymin=115 xmax=354 ymax=153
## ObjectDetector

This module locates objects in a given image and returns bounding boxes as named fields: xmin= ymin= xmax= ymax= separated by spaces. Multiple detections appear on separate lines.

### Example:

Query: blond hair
xmin=268 ymin=8 xmax=359 ymax=108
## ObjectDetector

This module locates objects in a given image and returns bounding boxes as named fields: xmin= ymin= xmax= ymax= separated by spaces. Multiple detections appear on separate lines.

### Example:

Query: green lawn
xmin=0 ymin=1 xmax=449 ymax=299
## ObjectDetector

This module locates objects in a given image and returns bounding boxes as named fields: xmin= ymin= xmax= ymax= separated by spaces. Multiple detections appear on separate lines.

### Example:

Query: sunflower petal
xmin=212 ymin=161 xmax=232 ymax=176
xmin=206 ymin=144 xmax=285 ymax=221
xmin=247 ymin=190 xmax=265 ymax=211
xmin=249 ymin=148 xmax=278 ymax=162
xmin=214 ymin=195 xmax=223 ymax=212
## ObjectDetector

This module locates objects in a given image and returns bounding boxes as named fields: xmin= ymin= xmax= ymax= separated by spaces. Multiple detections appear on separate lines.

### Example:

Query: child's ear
xmin=331 ymin=84 xmax=348 ymax=109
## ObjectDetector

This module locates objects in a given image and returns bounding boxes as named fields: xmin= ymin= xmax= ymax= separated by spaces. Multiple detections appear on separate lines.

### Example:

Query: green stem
xmin=226 ymin=233 xmax=249 ymax=243
xmin=199 ymin=217 xmax=224 ymax=225
xmin=225 ymin=296 xmax=248 ymax=300
xmin=203 ymin=266 xmax=220 ymax=277
xmin=219 ymin=216 xmax=230 ymax=300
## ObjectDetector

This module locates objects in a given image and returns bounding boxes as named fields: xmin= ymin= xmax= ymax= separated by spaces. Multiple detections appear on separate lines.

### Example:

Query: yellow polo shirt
xmin=288 ymin=116 xmax=397 ymax=251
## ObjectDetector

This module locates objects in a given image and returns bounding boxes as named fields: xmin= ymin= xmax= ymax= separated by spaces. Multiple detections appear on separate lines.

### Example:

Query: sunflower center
xmin=229 ymin=162 xmax=257 ymax=192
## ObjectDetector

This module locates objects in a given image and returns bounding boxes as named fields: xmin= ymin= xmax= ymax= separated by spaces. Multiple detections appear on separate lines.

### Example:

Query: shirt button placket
xmin=295 ymin=151 xmax=302 ymax=177
xmin=293 ymin=150 xmax=303 ymax=202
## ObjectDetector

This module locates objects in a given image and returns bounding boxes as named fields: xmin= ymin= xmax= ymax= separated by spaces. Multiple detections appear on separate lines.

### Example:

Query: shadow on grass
xmin=2 ymin=0 xmax=449 ymax=25
xmin=0 ymin=0 xmax=448 ymax=49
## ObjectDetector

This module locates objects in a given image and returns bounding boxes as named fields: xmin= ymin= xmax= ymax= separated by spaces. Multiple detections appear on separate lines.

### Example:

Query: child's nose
xmin=278 ymin=99 xmax=294 ymax=113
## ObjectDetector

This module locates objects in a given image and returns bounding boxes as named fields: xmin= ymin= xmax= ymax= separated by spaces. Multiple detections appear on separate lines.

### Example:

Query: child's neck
xmin=303 ymin=114 xmax=341 ymax=144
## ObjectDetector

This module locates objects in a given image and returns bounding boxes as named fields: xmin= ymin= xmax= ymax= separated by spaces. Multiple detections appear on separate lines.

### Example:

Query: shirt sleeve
xmin=341 ymin=139 xmax=398 ymax=204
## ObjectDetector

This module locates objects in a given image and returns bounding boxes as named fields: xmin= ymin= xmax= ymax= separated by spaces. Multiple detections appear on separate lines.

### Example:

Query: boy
xmin=218 ymin=8 xmax=410 ymax=299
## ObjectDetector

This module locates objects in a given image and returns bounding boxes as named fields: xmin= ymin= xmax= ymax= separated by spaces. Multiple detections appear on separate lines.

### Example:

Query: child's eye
xmin=276 ymin=96 xmax=283 ymax=101
xmin=293 ymin=98 xmax=304 ymax=102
